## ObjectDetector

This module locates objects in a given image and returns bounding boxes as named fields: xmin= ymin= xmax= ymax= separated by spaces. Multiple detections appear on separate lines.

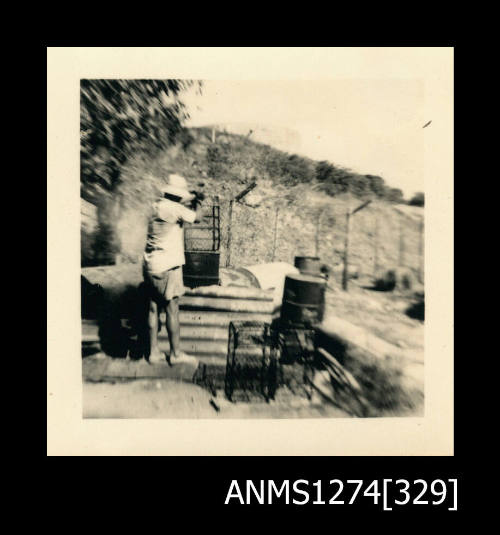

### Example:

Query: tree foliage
xmin=408 ymin=192 xmax=425 ymax=206
xmin=206 ymin=145 xmax=228 ymax=180
xmin=80 ymin=79 xmax=197 ymax=202
xmin=365 ymin=174 xmax=386 ymax=197
xmin=80 ymin=79 xmax=198 ymax=264
xmin=200 ymin=131 xmax=408 ymax=204
xmin=279 ymin=154 xmax=315 ymax=185
xmin=315 ymin=161 xmax=354 ymax=196
xmin=386 ymin=187 xmax=405 ymax=203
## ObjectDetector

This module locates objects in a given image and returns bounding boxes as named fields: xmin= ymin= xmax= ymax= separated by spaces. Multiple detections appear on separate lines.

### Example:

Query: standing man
xmin=143 ymin=173 xmax=204 ymax=364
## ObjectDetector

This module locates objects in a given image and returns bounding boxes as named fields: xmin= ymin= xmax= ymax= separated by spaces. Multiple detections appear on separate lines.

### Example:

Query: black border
xmin=41 ymin=45 xmax=48 ymax=458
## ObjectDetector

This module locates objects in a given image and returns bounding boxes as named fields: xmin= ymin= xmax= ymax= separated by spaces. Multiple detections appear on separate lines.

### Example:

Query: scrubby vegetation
xmin=192 ymin=127 xmax=404 ymax=202
xmin=408 ymin=191 xmax=425 ymax=206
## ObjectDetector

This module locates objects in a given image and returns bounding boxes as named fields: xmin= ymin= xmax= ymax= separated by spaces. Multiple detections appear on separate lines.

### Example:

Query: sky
xmin=182 ymin=80 xmax=425 ymax=197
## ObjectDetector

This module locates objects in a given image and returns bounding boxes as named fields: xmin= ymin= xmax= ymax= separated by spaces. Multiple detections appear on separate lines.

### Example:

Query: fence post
xmin=271 ymin=207 xmax=279 ymax=261
xmin=225 ymin=182 xmax=257 ymax=268
xmin=315 ymin=209 xmax=322 ymax=257
xmin=225 ymin=199 xmax=233 ymax=267
xmin=342 ymin=206 xmax=351 ymax=291
xmin=341 ymin=199 xmax=371 ymax=290
xmin=398 ymin=215 xmax=405 ymax=267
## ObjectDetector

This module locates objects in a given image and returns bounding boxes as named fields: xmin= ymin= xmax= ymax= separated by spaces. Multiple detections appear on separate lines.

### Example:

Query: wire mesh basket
xmin=277 ymin=327 xmax=316 ymax=398
xmin=225 ymin=321 xmax=279 ymax=402
xmin=278 ymin=327 xmax=316 ymax=365
xmin=184 ymin=197 xmax=221 ymax=252
xmin=183 ymin=197 xmax=221 ymax=288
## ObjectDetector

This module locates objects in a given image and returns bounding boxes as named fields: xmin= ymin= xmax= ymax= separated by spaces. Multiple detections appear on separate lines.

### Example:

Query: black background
xmin=40 ymin=39 xmax=468 ymax=521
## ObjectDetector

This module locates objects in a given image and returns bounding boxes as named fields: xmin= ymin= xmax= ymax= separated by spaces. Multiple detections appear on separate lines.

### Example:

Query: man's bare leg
xmin=166 ymin=297 xmax=181 ymax=358
xmin=147 ymin=298 xmax=164 ymax=361
xmin=166 ymin=298 xmax=198 ymax=365
xmin=160 ymin=303 xmax=169 ymax=333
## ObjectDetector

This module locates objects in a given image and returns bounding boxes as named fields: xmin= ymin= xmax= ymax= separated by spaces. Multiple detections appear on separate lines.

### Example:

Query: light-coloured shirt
xmin=143 ymin=198 xmax=196 ymax=274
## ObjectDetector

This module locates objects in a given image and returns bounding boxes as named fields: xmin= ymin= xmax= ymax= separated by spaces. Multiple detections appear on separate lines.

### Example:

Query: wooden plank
xmin=179 ymin=311 xmax=272 ymax=325
xmin=171 ymin=326 xmax=228 ymax=341
xmin=157 ymin=339 xmax=263 ymax=358
xmin=82 ymin=313 xmax=273 ymax=334
xmin=351 ymin=199 xmax=372 ymax=216
xmin=234 ymin=181 xmax=257 ymax=202
xmin=184 ymin=286 xmax=273 ymax=301
xmin=180 ymin=296 xmax=274 ymax=313
xmin=185 ymin=225 xmax=220 ymax=231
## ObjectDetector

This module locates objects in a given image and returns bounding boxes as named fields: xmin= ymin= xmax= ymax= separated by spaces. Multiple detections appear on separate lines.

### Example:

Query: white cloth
xmin=143 ymin=198 xmax=196 ymax=274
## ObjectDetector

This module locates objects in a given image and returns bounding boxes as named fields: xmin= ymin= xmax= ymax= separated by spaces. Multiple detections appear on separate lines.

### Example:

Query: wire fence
xmin=219 ymin=198 xmax=424 ymax=285
xmin=82 ymin=190 xmax=424 ymax=287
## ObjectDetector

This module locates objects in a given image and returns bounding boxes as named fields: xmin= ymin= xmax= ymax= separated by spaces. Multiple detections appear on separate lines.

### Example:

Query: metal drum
xmin=294 ymin=256 xmax=322 ymax=277
xmin=280 ymin=273 xmax=326 ymax=328
xmin=183 ymin=251 xmax=220 ymax=288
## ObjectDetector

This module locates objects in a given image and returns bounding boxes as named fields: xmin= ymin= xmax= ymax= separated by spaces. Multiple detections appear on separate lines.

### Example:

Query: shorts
xmin=143 ymin=263 xmax=186 ymax=305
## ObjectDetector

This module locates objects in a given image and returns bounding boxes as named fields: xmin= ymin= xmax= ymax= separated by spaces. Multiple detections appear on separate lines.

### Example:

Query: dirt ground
xmin=82 ymin=269 xmax=424 ymax=419
xmin=83 ymin=378 xmax=351 ymax=419
xmin=324 ymin=279 xmax=424 ymax=354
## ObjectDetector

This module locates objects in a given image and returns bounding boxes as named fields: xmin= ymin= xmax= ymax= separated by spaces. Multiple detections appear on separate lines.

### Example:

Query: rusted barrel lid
xmin=280 ymin=273 xmax=326 ymax=327
xmin=294 ymin=256 xmax=327 ymax=278
xmin=283 ymin=272 xmax=326 ymax=303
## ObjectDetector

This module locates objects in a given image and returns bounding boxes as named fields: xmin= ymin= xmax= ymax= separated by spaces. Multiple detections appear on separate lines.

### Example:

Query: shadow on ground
xmin=81 ymin=275 xmax=150 ymax=359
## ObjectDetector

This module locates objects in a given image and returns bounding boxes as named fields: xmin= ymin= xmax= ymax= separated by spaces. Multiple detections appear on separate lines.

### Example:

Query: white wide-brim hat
xmin=161 ymin=173 xmax=194 ymax=201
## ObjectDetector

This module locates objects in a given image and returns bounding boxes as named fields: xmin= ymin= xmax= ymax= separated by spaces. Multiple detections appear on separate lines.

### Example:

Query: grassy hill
xmin=82 ymin=127 xmax=423 ymax=283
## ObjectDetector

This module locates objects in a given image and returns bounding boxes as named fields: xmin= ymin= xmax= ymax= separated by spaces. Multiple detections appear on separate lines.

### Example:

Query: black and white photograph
xmin=80 ymin=78 xmax=426 ymax=419
xmin=48 ymin=47 xmax=453 ymax=455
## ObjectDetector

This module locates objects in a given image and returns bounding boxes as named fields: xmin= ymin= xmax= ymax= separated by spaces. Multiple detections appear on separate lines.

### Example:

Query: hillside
xmin=82 ymin=127 xmax=423 ymax=285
